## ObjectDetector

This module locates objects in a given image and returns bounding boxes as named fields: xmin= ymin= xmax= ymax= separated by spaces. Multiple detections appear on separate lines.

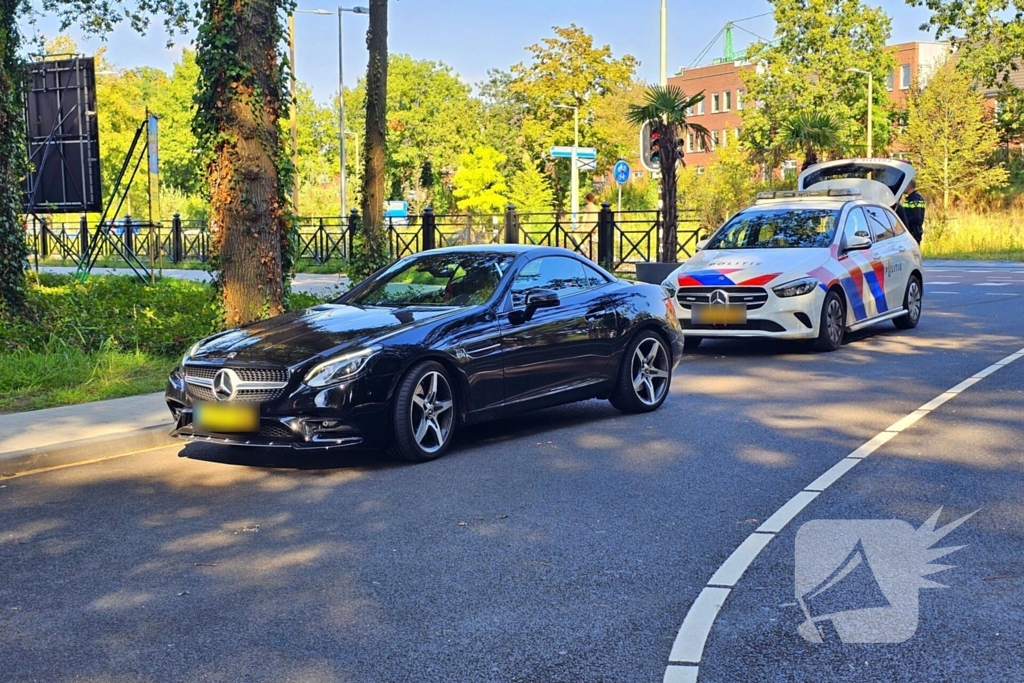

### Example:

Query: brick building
xmin=667 ymin=41 xmax=952 ymax=168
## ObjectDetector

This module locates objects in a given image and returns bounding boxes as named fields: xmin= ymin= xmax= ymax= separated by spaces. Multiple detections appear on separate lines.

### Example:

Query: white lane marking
xmin=707 ymin=533 xmax=776 ymax=587
xmin=662 ymin=345 xmax=1024 ymax=682
xmin=975 ymin=282 xmax=1014 ymax=286
xmin=930 ymin=291 xmax=959 ymax=294
xmin=668 ymin=587 xmax=731 ymax=664
xmin=927 ymin=281 xmax=960 ymax=285
xmin=804 ymin=457 xmax=861 ymax=492
xmin=986 ymin=276 xmax=1015 ymax=280
xmin=664 ymin=665 xmax=699 ymax=683
xmin=756 ymin=491 xmax=820 ymax=534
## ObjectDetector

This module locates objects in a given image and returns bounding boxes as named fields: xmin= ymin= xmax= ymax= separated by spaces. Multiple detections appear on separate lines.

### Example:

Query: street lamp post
xmin=847 ymin=68 xmax=873 ymax=158
xmin=288 ymin=8 xmax=332 ymax=214
xmin=660 ymin=0 xmax=667 ymax=86
xmin=554 ymin=103 xmax=580 ymax=228
xmin=338 ymin=6 xmax=369 ymax=219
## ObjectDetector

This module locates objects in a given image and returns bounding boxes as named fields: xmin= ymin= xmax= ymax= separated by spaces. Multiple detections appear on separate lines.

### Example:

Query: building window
xmin=687 ymin=132 xmax=694 ymax=153
xmin=900 ymin=64 xmax=911 ymax=90
xmin=711 ymin=130 xmax=720 ymax=149
xmin=886 ymin=70 xmax=894 ymax=91
xmin=723 ymin=91 xmax=731 ymax=111
xmin=697 ymin=99 xmax=705 ymax=115
xmin=711 ymin=93 xmax=720 ymax=113
xmin=686 ymin=105 xmax=694 ymax=116
xmin=782 ymin=159 xmax=798 ymax=180
xmin=632 ymin=171 xmax=645 ymax=179
xmin=697 ymin=135 xmax=705 ymax=152
xmin=735 ymin=127 xmax=742 ymax=141
xmin=736 ymin=89 xmax=744 ymax=110
xmin=720 ymin=129 xmax=728 ymax=148
xmin=696 ymin=166 xmax=705 ymax=175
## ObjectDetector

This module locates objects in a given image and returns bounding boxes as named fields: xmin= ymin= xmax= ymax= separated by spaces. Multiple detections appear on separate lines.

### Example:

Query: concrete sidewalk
xmin=0 ymin=393 xmax=175 ymax=475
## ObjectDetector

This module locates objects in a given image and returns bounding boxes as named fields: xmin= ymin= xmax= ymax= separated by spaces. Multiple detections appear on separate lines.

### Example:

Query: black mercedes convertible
xmin=166 ymin=245 xmax=684 ymax=462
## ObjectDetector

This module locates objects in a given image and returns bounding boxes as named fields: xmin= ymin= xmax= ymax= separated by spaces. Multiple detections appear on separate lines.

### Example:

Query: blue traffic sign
xmin=613 ymin=160 xmax=631 ymax=184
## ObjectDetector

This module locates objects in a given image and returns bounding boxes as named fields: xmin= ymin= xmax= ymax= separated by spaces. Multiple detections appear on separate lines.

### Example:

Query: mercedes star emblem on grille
xmin=212 ymin=369 xmax=239 ymax=401
xmin=710 ymin=289 xmax=729 ymax=306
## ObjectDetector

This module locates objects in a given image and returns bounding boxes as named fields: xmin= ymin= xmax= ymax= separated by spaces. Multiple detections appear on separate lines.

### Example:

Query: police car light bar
xmin=755 ymin=188 xmax=862 ymax=201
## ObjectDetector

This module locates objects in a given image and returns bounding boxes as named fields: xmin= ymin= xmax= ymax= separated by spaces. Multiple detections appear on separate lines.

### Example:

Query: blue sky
xmin=24 ymin=0 xmax=940 ymax=103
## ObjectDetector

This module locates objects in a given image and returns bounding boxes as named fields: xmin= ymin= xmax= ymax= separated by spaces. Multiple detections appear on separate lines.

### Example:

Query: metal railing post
xmin=171 ymin=213 xmax=183 ymax=263
xmin=597 ymin=202 xmax=614 ymax=271
xmin=39 ymin=217 xmax=49 ymax=259
xmin=347 ymin=208 xmax=360 ymax=258
xmin=422 ymin=207 xmax=436 ymax=251
xmin=123 ymin=215 xmax=134 ymax=255
xmin=79 ymin=215 xmax=89 ymax=259
xmin=504 ymin=204 xmax=519 ymax=244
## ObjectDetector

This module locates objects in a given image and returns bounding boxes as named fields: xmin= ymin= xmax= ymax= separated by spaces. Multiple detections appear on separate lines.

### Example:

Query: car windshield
xmin=348 ymin=252 xmax=514 ymax=307
xmin=707 ymin=207 xmax=841 ymax=249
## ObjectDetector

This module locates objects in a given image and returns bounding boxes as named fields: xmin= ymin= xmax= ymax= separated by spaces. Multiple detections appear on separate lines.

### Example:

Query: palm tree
xmin=626 ymin=85 xmax=710 ymax=262
xmin=782 ymin=111 xmax=844 ymax=172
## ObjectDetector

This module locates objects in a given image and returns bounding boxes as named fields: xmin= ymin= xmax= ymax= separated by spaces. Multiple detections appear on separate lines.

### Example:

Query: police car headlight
xmin=304 ymin=347 xmax=381 ymax=388
xmin=773 ymin=277 xmax=818 ymax=298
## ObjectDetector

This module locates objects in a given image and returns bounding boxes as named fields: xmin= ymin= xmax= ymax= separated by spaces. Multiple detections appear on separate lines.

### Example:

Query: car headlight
xmin=304 ymin=347 xmax=381 ymax=388
xmin=772 ymin=277 xmax=819 ymax=298
xmin=661 ymin=279 xmax=678 ymax=299
xmin=181 ymin=341 xmax=201 ymax=367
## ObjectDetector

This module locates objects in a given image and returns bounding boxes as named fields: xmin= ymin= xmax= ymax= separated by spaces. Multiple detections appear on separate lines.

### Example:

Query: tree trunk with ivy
xmin=0 ymin=0 xmax=28 ymax=311
xmin=194 ymin=0 xmax=294 ymax=326
xmin=353 ymin=0 xmax=389 ymax=280
xmin=659 ymin=121 xmax=680 ymax=263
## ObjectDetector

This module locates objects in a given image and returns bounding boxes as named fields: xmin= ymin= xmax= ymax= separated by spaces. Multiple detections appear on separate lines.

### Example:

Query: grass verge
xmin=922 ymin=210 xmax=1024 ymax=261
xmin=0 ymin=344 xmax=175 ymax=414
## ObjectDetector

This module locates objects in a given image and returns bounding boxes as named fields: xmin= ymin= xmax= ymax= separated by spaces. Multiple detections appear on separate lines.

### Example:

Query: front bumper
xmin=673 ymin=287 xmax=825 ymax=340
xmin=165 ymin=367 xmax=390 ymax=450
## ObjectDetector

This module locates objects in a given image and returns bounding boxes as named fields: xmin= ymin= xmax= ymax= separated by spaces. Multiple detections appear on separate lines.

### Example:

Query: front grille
xmin=677 ymin=286 xmax=769 ymax=310
xmin=260 ymin=422 xmax=297 ymax=439
xmin=187 ymin=384 xmax=217 ymax=402
xmin=683 ymin=319 xmax=786 ymax=332
xmin=184 ymin=364 xmax=289 ymax=383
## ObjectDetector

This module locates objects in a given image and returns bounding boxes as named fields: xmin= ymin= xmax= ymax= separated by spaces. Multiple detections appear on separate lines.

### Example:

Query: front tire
xmin=893 ymin=275 xmax=922 ymax=329
xmin=390 ymin=361 xmax=456 ymax=463
xmin=812 ymin=289 xmax=846 ymax=352
xmin=610 ymin=330 xmax=672 ymax=413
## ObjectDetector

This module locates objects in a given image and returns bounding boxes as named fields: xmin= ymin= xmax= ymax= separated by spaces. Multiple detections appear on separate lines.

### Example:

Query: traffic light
xmin=640 ymin=120 xmax=661 ymax=172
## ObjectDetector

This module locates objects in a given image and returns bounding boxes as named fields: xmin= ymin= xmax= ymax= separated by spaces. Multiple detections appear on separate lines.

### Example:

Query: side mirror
xmin=525 ymin=288 xmax=560 ymax=310
xmin=845 ymin=230 xmax=872 ymax=251
xmin=695 ymin=238 xmax=709 ymax=251
xmin=509 ymin=288 xmax=560 ymax=324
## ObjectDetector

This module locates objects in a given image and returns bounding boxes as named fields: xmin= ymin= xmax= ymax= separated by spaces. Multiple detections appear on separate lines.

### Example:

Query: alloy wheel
xmin=826 ymin=298 xmax=844 ymax=346
xmin=908 ymin=279 xmax=922 ymax=322
xmin=410 ymin=371 xmax=454 ymax=454
xmin=631 ymin=337 xmax=670 ymax=406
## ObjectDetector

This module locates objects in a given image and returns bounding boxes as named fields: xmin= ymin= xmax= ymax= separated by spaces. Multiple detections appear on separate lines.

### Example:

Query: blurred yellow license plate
xmin=693 ymin=304 xmax=747 ymax=325
xmin=194 ymin=402 xmax=259 ymax=433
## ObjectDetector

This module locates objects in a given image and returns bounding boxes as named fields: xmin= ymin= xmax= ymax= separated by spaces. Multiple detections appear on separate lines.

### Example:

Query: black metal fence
xmin=24 ymin=204 xmax=703 ymax=275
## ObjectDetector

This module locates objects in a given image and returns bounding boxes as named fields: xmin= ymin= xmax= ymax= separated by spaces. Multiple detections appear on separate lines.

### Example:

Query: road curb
xmin=0 ymin=424 xmax=176 ymax=477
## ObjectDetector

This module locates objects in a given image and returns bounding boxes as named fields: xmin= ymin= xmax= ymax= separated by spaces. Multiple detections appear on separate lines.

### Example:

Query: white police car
xmin=664 ymin=159 xmax=923 ymax=352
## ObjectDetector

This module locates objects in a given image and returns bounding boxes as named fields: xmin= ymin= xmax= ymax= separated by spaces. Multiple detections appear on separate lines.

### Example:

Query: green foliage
xmin=679 ymin=143 xmax=762 ymax=234
xmin=781 ymin=110 xmax=845 ymax=171
xmin=0 ymin=341 xmax=174 ymax=414
xmin=599 ymin=175 xmax=659 ymax=211
xmin=0 ymin=0 xmax=28 ymax=311
xmin=452 ymin=146 xmax=509 ymax=214
xmin=900 ymin=61 xmax=1009 ymax=212
xmin=741 ymin=0 xmax=895 ymax=170
xmin=507 ymin=162 xmax=554 ymax=214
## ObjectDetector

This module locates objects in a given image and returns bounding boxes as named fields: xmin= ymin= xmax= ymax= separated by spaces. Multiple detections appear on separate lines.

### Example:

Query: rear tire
xmin=390 ymin=361 xmax=456 ymax=463
xmin=610 ymin=330 xmax=672 ymax=413
xmin=893 ymin=275 xmax=922 ymax=329
xmin=812 ymin=289 xmax=846 ymax=352
xmin=683 ymin=335 xmax=702 ymax=352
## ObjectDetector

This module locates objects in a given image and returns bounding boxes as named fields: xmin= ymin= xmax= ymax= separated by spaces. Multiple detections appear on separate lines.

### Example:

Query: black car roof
xmin=417 ymin=244 xmax=572 ymax=257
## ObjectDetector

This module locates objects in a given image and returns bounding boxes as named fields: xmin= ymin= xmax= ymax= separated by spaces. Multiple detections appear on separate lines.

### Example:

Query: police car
xmin=663 ymin=159 xmax=923 ymax=352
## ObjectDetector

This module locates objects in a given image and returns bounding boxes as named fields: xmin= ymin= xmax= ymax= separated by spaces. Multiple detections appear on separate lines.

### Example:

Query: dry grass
xmin=922 ymin=208 xmax=1024 ymax=261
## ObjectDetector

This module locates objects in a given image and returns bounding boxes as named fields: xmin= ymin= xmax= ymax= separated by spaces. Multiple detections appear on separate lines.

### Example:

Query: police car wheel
xmin=812 ymin=289 xmax=845 ymax=352
xmin=893 ymin=275 xmax=922 ymax=330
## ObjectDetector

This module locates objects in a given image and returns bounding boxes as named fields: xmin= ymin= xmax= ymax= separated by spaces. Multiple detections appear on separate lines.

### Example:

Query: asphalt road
xmin=2 ymin=263 xmax=1022 ymax=683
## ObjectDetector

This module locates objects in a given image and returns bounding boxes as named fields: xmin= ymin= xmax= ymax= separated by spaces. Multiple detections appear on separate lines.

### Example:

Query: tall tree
xmin=507 ymin=161 xmax=555 ymax=215
xmin=194 ymin=0 xmax=294 ymax=326
xmin=901 ymin=61 xmax=1009 ymax=212
xmin=357 ymin=0 xmax=390 ymax=277
xmin=0 ymin=0 xmax=27 ymax=310
xmin=626 ymin=85 xmax=710 ymax=262
xmin=740 ymin=0 xmax=895 ymax=173
xmin=452 ymin=146 xmax=508 ymax=214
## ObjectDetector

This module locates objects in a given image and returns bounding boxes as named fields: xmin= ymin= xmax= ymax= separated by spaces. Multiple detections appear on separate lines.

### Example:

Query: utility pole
xmin=288 ymin=14 xmax=299 ymax=213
